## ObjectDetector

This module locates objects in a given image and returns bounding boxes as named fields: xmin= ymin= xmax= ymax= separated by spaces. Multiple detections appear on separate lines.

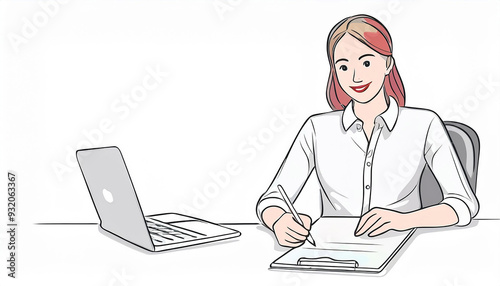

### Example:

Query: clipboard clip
xmin=297 ymin=257 xmax=359 ymax=269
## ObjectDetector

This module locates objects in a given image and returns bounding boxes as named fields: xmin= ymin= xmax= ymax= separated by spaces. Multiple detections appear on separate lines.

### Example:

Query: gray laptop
xmin=76 ymin=146 xmax=240 ymax=252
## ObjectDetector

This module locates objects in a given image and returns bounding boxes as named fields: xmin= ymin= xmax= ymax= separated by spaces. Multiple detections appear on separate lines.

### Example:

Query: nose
xmin=352 ymin=68 xmax=362 ymax=83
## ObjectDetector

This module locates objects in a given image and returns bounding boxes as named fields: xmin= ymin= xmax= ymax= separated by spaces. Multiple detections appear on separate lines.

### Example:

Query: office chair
xmin=419 ymin=121 xmax=480 ymax=208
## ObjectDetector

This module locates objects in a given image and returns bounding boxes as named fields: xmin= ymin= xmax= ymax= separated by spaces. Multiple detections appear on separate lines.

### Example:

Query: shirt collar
xmin=341 ymin=96 xmax=399 ymax=132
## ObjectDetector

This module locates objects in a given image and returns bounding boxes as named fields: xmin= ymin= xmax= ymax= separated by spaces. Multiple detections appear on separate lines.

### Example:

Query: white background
xmin=0 ymin=0 xmax=499 ymax=284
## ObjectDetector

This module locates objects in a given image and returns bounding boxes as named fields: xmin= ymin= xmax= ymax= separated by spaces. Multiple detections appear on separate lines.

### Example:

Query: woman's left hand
xmin=355 ymin=208 xmax=413 ymax=237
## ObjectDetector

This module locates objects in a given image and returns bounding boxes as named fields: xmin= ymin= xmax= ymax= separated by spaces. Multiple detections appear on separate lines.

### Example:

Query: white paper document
xmin=271 ymin=217 xmax=415 ymax=273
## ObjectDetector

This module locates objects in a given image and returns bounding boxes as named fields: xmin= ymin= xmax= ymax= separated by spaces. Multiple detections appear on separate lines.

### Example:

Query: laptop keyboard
xmin=145 ymin=218 xmax=205 ymax=245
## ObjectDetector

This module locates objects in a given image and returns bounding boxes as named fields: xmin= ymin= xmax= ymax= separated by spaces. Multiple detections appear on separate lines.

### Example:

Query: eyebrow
xmin=335 ymin=58 xmax=348 ymax=64
xmin=359 ymin=54 xmax=375 ymax=60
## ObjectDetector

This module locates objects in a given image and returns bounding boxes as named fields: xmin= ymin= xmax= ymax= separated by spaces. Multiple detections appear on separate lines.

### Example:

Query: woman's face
xmin=333 ymin=33 xmax=391 ymax=104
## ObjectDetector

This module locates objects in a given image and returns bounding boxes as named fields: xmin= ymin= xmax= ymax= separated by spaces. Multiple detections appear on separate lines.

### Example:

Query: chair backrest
xmin=419 ymin=121 xmax=480 ymax=208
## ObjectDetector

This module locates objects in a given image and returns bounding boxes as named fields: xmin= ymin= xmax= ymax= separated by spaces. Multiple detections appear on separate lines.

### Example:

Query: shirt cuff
xmin=440 ymin=197 xmax=472 ymax=226
xmin=256 ymin=197 xmax=289 ymax=225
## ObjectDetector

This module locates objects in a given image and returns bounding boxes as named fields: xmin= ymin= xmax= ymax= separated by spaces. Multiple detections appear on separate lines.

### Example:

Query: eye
xmin=339 ymin=65 xmax=348 ymax=71
xmin=363 ymin=61 xmax=370 ymax=67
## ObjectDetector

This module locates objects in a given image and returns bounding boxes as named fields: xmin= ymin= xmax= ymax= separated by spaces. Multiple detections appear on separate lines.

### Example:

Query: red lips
xmin=350 ymin=82 xmax=371 ymax=93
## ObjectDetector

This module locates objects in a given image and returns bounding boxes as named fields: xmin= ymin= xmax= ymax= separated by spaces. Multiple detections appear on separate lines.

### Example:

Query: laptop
xmin=76 ymin=146 xmax=240 ymax=252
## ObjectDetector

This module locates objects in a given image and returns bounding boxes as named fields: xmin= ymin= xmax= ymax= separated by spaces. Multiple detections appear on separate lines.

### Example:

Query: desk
xmin=5 ymin=219 xmax=500 ymax=286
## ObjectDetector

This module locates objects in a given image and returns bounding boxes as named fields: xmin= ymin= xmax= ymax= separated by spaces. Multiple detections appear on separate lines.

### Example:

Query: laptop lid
xmin=76 ymin=146 xmax=154 ymax=250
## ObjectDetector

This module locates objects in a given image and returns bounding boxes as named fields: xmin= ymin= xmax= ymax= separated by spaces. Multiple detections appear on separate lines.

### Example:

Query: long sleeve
xmin=255 ymin=117 xmax=316 ymax=224
xmin=424 ymin=113 xmax=480 ymax=226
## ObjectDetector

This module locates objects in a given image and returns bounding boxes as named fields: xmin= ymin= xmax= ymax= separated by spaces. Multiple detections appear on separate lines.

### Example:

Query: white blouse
xmin=256 ymin=97 xmax=479 ymax=226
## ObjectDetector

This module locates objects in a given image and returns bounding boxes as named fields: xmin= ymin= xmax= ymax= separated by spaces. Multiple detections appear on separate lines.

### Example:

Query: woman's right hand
xmin=272 ymin=212 xmax=312 ymax=247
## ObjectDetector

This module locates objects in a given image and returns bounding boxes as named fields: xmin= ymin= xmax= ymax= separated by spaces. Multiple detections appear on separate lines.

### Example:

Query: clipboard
xmin=270 ymin=217 xmax=415 ymax=273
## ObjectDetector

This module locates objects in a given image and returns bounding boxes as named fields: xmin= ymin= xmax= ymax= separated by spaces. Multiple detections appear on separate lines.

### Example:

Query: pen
xmin=277 ymin=184 xmax=316 ymax=246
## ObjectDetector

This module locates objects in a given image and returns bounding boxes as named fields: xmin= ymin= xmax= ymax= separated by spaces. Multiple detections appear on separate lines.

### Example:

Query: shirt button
xmin=365 ymin=185 xmax=370 ymax=189
xmin=356 ymin=124 xmax=362 ymax=131
xmin=366 ymin=162 xmax=371 ymax=167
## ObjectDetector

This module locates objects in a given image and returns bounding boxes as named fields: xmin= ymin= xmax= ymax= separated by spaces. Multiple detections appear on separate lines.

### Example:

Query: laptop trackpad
xmin=169 ymin=220 xmax=233 ymax=237
xmin=146 ymin=213 xmax=196 ymax=223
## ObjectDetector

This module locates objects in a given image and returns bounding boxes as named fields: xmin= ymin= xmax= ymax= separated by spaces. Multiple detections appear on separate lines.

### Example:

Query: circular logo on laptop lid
xmin=102 ymin=188 xmax=114 ymax=203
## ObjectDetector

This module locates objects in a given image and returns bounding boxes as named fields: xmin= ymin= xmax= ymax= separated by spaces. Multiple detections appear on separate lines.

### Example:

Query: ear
xmin=385 ymin=56 xmax=394 ymax=75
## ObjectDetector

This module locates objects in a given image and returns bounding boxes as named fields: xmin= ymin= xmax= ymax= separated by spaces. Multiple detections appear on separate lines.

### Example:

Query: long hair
xmin=326 ymin=15 xmax=405 ymax=110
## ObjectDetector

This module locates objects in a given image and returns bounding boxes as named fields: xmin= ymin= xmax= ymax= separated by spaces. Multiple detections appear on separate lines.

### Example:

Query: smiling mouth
xmin=350 ymin=82 xmax=372 ymax=93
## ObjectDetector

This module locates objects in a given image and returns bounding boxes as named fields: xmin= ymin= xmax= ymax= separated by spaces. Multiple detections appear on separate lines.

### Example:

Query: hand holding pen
xmin=269 ymin=185 xmax=316 ymax=247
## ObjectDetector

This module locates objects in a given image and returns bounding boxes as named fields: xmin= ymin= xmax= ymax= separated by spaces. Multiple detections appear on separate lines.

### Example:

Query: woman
xmin=255 ymin=14 xmax=479 ymax=247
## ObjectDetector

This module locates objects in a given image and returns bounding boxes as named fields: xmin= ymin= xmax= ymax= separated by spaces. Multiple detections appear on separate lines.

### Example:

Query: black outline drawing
xmin=255 ymin=14 xmax=481 ymax=274
xmin=270 ymin=217 xmax=416 ymax=273
xmin=76 ymin=146 xmax=241 ymax=252
xmin=277 ymin=184 xmax=316 ymax=246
